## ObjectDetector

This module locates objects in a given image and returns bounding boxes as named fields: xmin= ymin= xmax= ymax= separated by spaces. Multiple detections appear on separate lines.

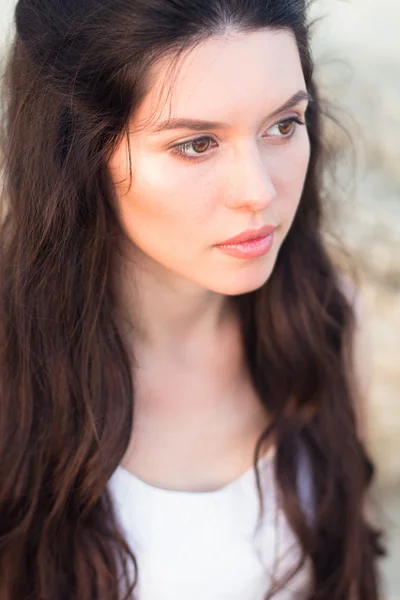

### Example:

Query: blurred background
xmin=308 ymin=2 xmax=400 ymax=598
xmin=0 ymin=0 xmax=399 ymax=597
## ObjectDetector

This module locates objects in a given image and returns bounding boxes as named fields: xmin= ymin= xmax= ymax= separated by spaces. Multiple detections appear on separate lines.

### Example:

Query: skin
xmin=107 ymin=28 xmax=312 ymax=490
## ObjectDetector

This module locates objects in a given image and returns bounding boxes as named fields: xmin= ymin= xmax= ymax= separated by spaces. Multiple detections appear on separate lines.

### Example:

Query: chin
xmin=213 ymin=262 xmax=276 ymax=297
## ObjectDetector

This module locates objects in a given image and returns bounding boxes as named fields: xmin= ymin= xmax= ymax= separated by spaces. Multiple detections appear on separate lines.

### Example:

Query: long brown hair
xmin=0 ymin=0 xmax=385 ymax=598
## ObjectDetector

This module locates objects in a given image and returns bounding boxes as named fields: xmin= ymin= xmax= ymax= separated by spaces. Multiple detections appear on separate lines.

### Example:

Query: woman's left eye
xmin=266 ymin=116 xmax=305 ymax=138
xmin=170 ymin=116 xmax=306 ymax=162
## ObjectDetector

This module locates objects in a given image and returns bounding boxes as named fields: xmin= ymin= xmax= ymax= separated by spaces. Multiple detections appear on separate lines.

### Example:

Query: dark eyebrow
xmin=149 ymin=90 xmax=313 ymax=134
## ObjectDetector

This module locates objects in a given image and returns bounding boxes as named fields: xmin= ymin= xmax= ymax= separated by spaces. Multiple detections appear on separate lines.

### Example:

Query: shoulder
xmin=336 ymin=272 xmax=372 ymax=445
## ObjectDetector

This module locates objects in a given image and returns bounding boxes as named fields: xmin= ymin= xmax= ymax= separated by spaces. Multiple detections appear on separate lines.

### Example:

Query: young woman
xmin=0 ymin=0 xmax=385 ymax=598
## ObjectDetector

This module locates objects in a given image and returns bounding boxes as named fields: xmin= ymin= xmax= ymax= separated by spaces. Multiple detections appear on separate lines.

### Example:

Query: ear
xmin=338 ymin=273 xmax=372 ymax=446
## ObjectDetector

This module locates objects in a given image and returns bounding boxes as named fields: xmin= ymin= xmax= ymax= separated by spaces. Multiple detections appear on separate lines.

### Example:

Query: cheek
xmin=273 ymin=136 xmax=310 ymax=219
xmin=109 ymin=149 xmax=214 ymax=258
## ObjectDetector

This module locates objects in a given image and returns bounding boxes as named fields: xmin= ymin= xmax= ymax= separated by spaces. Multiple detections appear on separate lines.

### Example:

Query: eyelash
xmin=170 ymin=116 xmax=306 ymax=162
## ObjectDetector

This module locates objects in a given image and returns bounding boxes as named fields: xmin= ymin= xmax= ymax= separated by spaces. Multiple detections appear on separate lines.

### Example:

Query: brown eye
xmin=171 ymin=135 xmax=217 ymax=161
xmin=266 ymin=116 xmax=305 ymax=140
xmin=278 ymin=120 xmax=295 ymax=136
xmin=191 ymin=137 xmax=212 ymax=154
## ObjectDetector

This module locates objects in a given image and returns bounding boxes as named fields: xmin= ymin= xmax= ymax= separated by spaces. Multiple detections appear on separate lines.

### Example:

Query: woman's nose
xmin=224 ymin=144 xmax=277 ymax=212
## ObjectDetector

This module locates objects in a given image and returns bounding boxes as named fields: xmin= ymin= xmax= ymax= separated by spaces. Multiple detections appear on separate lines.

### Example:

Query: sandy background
xmin=309 ymin=0 xmax=400 ymax=485
xmin=307 ymin=2 xmax=400 ymax=596
xmin=1 ymin=0 xmax=399 ymax=597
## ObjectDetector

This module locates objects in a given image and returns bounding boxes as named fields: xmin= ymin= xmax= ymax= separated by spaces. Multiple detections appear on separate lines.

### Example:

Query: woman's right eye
xmin=170 ymin=136 xmax=218 ymax=162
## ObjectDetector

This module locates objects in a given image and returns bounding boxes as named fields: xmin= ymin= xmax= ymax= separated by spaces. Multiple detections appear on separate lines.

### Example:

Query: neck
xmin=111 ymin=241 xmax=239 ymax=363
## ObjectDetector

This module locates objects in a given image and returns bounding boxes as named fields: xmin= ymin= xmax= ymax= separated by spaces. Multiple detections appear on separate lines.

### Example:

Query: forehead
xmin=133 ymin=29 xmax=306 ymax=132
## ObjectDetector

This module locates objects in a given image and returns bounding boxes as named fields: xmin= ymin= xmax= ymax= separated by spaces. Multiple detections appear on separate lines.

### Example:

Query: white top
xmin=108 ymin=445 xmax=314 ymax=599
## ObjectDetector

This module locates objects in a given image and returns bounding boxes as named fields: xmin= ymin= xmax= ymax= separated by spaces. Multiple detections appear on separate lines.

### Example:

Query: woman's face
xmin=108 ymin=29 xmax=311 ymax=296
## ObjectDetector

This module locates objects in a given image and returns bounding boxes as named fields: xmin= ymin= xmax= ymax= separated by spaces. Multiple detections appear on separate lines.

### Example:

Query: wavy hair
xmin=0 ymin=0 xmax=385 ymax=598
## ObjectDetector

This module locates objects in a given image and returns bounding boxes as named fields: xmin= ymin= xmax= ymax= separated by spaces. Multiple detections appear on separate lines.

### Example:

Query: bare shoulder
xmin=336 ymin=272 xmax=372 ymax=445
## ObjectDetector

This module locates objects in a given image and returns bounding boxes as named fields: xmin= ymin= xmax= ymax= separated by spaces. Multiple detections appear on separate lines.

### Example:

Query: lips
xmin=217 ymin=224 xmax=276 ymax=246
